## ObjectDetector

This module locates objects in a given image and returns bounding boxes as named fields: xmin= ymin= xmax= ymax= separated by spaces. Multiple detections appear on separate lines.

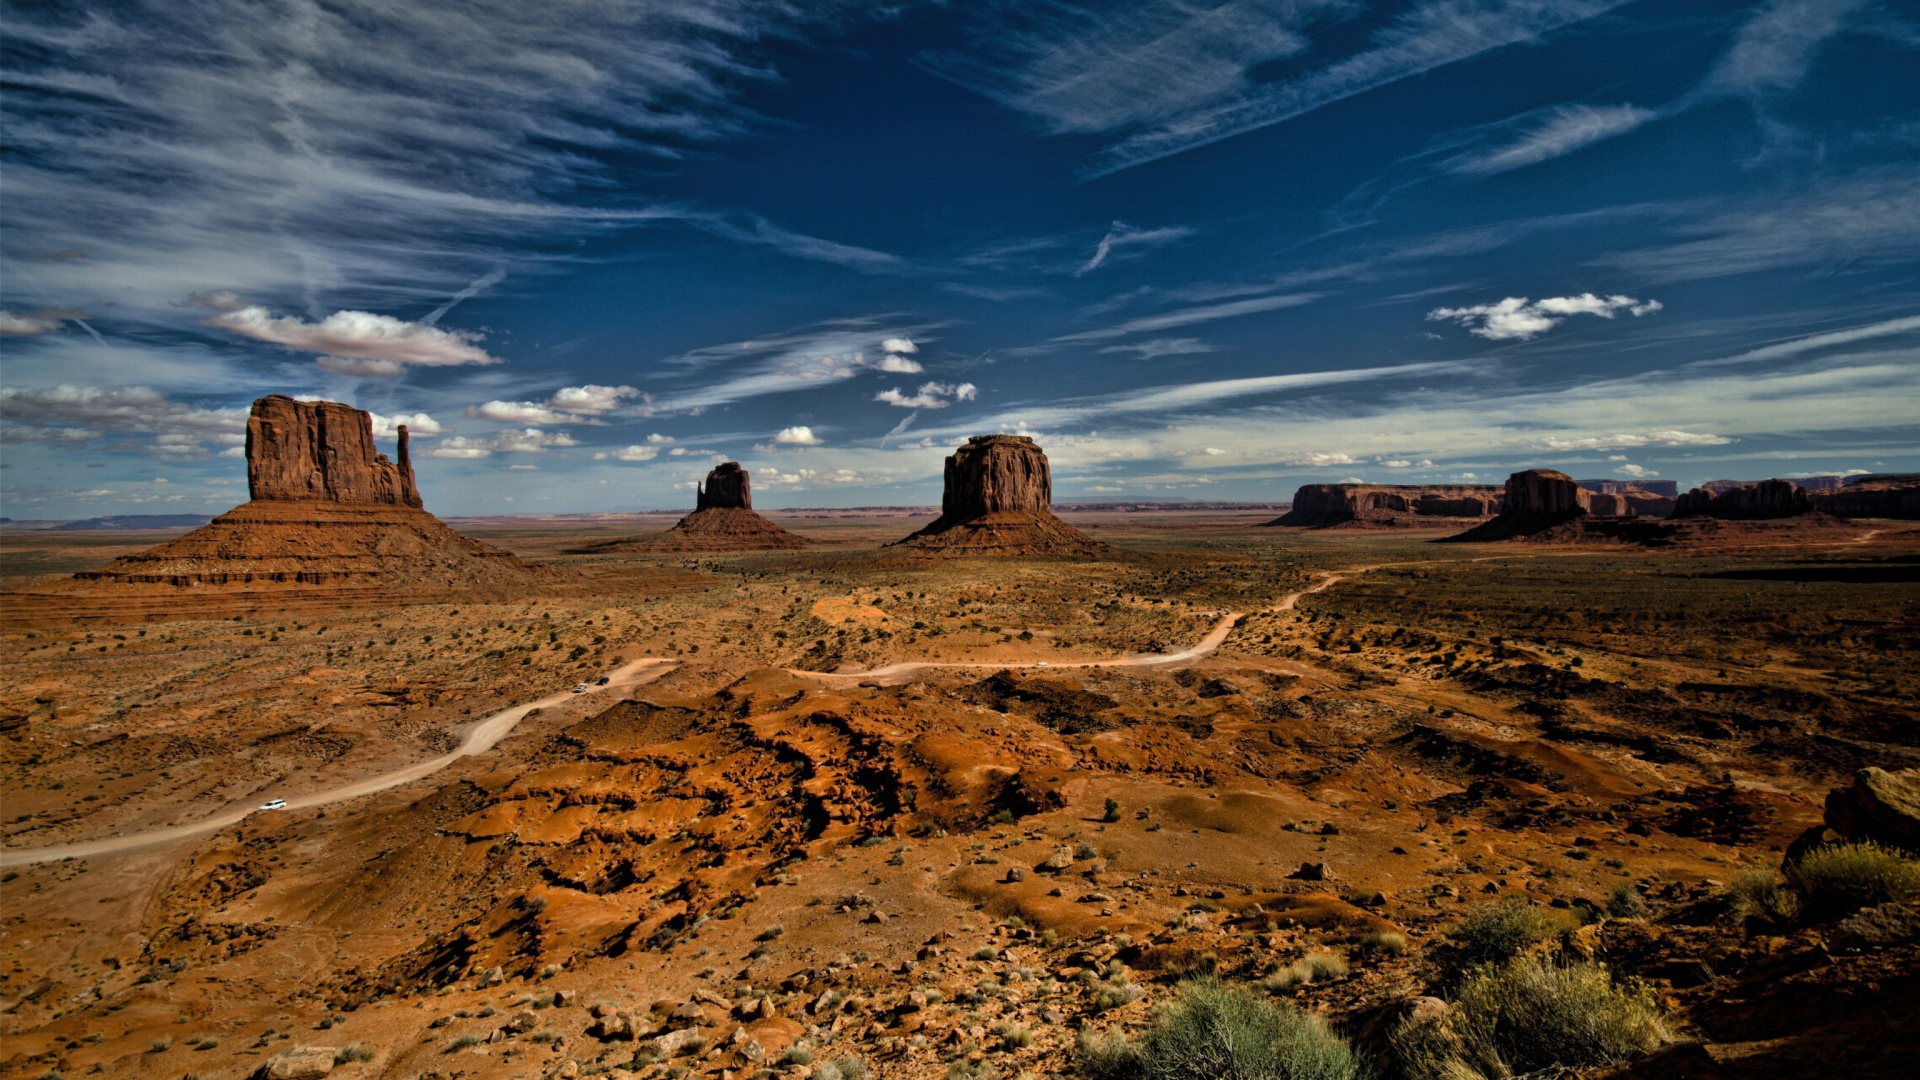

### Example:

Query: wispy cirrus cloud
xmin=207 ymin=306 xmax=501 ymax=373
xmin=656 ymin=322 xmax=941 ymax=409
xmin=1078 ymin=222 xmax=1193 ymax=274
xmin=1448 ymin=103 xmax=1656 ymax=175
xmin=940 ymin=0 xmax=1631 ymax=176
xmin=1052 ymin=292 xmax=1318 ymax=343
xmin=1696 ymin=0 xmax=1868 ymax=99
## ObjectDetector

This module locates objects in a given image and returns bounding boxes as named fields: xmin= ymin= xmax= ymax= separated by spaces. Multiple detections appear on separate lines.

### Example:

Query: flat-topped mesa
xmin=247 ymin=395 xmax=421 ymax=507
xmin=1673 ymin=478 xmax=1815 ymax=520
xmin=566 ymin=462 xmax=808 ymax=552
xmin=893 ymin=435 xmax=1103 ymax=555
xmin=1266 ymin=483 xmax=1503 ymax=529
xmin=694 ymin=461 xmax=751 ymax=511
xmin=1812 ymin=474 xmax=1920 ymax=519
xmin=1440 ymin=469 xmax=1591 ymax=542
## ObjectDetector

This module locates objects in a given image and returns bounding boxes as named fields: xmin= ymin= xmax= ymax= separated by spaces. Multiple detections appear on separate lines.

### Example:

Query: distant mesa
xmin=1266 ymin=483 xmax=1503 ymax=529
xmin=68 ymin=395 xmax=542 ymax=588
xmin=1814 ymin=473 xmax=1920 ymax=519
xmin=891 ymin=435 xmax=1103 ymax=555
xmin=567 ymin=462 xmax=810 ymax=553
xmin=1440 ymin=469 xmax=1591 ymax=542
xmin=1673 ymin=478 xmax=1814 ymax=521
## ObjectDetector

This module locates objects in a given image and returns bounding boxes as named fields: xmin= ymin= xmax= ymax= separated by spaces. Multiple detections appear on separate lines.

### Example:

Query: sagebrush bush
xmin=1357 ymin=931 xmax=1408 ymax=958
xmin=1604 ymin=883 xmax=1649 ymax=920
xmin=1394 ymin=957 xmax=1667 ymax=1080
xmin=1784 ymin=841 xmax=1920 ymax=920
xmin=1078 ymin=978 xmax=1366 ymax=1080
xmin=335 ymin=1044 xmax=374 ymax=1063
xmin=1730 ymin=866 xmax=1799 ymax=926
xmin=1259 ymin=951 xmax=1348 ymax=992
xmin=814 ymin=1057 xmax=869 ymax=1080
xmin=1443 ymin=899 xmax=1562 ymax=973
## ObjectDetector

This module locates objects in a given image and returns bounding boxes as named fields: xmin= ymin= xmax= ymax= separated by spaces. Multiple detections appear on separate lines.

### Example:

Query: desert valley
xmin=2 ymin=397 xmax=1917 ymax=1080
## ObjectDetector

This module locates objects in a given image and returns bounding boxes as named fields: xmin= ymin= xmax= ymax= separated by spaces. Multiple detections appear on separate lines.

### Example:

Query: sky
xmin=2 ymin=0 xmax=1917 ymax=517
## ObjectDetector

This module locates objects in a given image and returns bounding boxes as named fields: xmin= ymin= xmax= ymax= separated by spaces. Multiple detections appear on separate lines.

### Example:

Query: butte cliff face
xmin=1673 ymin=479 xmax=1816 ymax=520
xmin=1267 ymin=484 xmax=1502 ymax=528
xmin=1441 ymin=469 xmax=1590 ymax=542
xmin=571 ymin=462 xmax=809 ymax=552
xmin=71 ymin=396 xmax=539 ymax=589
xmin=893 ymin=435 xmax=1103 ymax=555
xmin=247 ymin=395 xmax=421 ymax=507
xmin=1812 ymin=474 xmax=1920 ymax=520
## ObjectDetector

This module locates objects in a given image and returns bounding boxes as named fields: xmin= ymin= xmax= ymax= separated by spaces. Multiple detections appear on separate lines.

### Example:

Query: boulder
xmin=259 ymin=1046 xmax=338 ymax=1080
xmin=247 ymin=395 xmax=420 ymax=507
xmin=1673 ymin=479 xmax=1814 ymax=520
xmin=1824 ymin=767 xmax=1920 ymax=853
xmin=892 ymin=436 xmax=1103 ymax=555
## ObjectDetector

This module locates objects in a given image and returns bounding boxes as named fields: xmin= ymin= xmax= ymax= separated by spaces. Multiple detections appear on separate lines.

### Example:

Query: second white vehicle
xmin=572 ymin=683 xmax=590 ymax=693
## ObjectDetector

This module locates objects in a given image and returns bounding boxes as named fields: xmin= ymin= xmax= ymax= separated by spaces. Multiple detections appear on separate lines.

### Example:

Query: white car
xmin=259 ymin=799 xmax=287 ymax=811
xmin=572 ymin=683 xmax=590 ymax=693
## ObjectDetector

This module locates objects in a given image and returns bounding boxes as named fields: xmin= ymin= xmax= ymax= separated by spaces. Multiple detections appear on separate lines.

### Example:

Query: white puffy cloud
xmin=1287 ymin=451 xmax=1359 ymax=467
xmin=207 ymin=306 xmax=500 ymax=367
xmin=424 ymin=428 xmax=576 ymax=458
xmin=1429 ymin=293 xmax=1662 ymax=340
xmin=0 ymin=309 xmax=85 ymax=336
xmin=646 ymin=432 xmax=675 ymax=444
xmin=1614 ymin=463 xmax=1659 ymax=477
xmin=468 ymin=384 xmax=641 ymax=425
xmin=0 ymin=384 xmax=245 ymax=456
xmin=876 ymin=353 xmax=925 ymax=373
xmin=593 ymin=445 xmax=660 ymax=462
xmin=874 ymin=381 xmax=979 ymax=409
xmin=881 ymin=338 xmax=918 ymax=355
xmin=771 ymin=425 xmax=822 ymax=446
xmin=368 ymin=411 xmax=444 ymax=437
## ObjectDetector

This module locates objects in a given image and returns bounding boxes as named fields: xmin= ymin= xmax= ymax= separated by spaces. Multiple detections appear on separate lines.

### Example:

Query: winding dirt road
xmin=1 ymin=569 xmax=1367 ymax=867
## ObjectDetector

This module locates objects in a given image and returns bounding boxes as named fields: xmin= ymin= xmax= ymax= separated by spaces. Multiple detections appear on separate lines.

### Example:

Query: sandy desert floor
xmin=2 ymin=512 xmax=1917 ymax=1080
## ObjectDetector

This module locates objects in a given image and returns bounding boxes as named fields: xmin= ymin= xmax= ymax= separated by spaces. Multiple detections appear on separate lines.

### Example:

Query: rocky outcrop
xmin=695 ymin=461 xmax=752 ymax=510
xmin=1440 ymin=469 xmax=1589 ymax=542
xmin=893 ymin=436 xmax=1102 ymax=555
xmin=1813 ymin=474 xmax=1920 ymax=520
xmin=567 ymin=463 xmax=809 ymax=552
xmin=1584 ymin=491 xmax=1676 ymax=518
xmin=1267 ymin=484 xmax=1502 ymax=528
xmin=71 ymin=395 xmax=543 ymax=589
xmin=1825 ymin=767 xmax=1920 ymax=854
xmin=1673 ymin=479 xmax=1814 ymax=520
xmin=247 ymin=395 xmax=420 ymax=507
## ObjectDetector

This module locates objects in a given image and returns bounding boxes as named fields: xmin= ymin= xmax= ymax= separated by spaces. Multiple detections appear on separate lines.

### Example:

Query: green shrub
xmin=335 ymin=1044 xmax=375 ymax=1063
xmin=1103 ymin=799 xmax=1123 ymax=823
xmin=1079 ymin=979 xmax=1365 ymax=1080
xmin=1729 ymin=866 xmax=1799 ymax=926
xmin=1394 ymin=957 xmax=1667 ymax=1080
xmin=998 ymin=1023 xmax=1033 ymax=1050
xmin=779 ymin=1043 xmax=814 ymax=1066
xmin=1604 ymin=883 xmax=1649 ymax=920
xmin=1784 ymin=842 xmax=1920 ymax=920
xmin=813 ymin=1057 xmax=868 ymax=1080
xmin=1443 ymin=899 xmax=1561 ymax=973
xmin=1258 ymin=952 xmax=1348 ymax=992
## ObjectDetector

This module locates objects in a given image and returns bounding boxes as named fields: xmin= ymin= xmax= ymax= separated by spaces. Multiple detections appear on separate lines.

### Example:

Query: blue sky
xmin=2 ymin=0 xmax=1917 ymax=516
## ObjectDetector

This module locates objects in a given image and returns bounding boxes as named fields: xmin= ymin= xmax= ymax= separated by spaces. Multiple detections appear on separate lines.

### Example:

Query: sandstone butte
xmin=569 ymin=462 xmax=809 ymax=553
xmin=1265 ymin=483 xmax=1503 ymax=529
xmin=69 ymin=395 xmax=541 ymax=588
xmin=1440 ymin=468 xmax=1592 ymax=542
xmin=891 ymin=435 xmax=1104 ymax=555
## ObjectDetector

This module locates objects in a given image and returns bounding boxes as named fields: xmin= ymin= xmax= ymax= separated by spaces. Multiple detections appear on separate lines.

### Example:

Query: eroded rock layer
xmin=1441 ymin=469 xmax=1590 ymax=542
xmin=1266 ymin=484 xmax=1503 ymax=529
xmin=247 ymin=395 xmax=421 ymax=507
xmin=893 ymin=436 xmax=1103 ymax=555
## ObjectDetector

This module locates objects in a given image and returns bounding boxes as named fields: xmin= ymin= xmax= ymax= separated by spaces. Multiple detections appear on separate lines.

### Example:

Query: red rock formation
xmin=695 ymin=461 xmax=752 ymax=511
xmin=570 ymin=463 xmax=809 ymax=552
xmin=1267 ymin=484 xmax=1502 ymax=528
xmin=71 ymin=395 xmax=543 ymax=588
xmin=893 ymin=436 xmax=1102 ymax=555
xmin=1673 ymin=479 xmax=1814 ymax=520
xmin=1441 ymin=469 xmax=1590 ymax=542
xmin=1811 ymin=475 xmax=1920 ymax=520
xmin=246 ymin=395 xmax=420 ymax=507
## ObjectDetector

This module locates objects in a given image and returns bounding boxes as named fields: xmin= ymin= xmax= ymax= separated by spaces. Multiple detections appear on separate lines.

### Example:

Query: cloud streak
xmin=1429 ymin=293 xmax=1661 ymax=340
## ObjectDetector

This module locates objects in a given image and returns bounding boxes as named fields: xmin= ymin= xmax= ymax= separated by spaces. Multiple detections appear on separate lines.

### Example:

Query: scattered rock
xmin=1831 ymin=901 xmax=1920 ymax=950
xmin=259 ymin=1045 xmax=337 ymax=1080
xmin=504 ymin=1009 xmax=539 ymax=1034
xmin=649 ymin=1027 xmax=703 ymax=1059
xmin=1824 ymin=767 xmax=1920 ymax=853
xmin=1288 ymin=862 xmax=1333 ymax=881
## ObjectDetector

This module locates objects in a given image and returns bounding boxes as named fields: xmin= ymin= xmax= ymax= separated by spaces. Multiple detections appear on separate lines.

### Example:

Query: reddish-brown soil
xmin=2 ymin=514 xmax=1916 ymax=1079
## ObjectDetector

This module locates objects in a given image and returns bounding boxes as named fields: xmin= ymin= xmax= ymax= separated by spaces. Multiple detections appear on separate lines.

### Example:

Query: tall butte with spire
xmin=891 ymin=435 xmax=1103 ymax=555
xmin=570 ymin=461 xmax=809 ymax=552
xmin=71 ymin=395 xmax=540 ymax=588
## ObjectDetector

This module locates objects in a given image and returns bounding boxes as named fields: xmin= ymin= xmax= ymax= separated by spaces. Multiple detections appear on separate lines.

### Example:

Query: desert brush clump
xmin=1078 ymin=978 xmax=1366 ymax=1080
xmin=1730 ymin=865 xmax=1800 ymax=926
xmin=1783 ymin=841 xmax=1920 ymax=920
xmin=1440 ymin=898 xmax=1564 ymax=974
xmin=1258 ymin=951 xmax=1349 ymax=992
xmin=1391 ymin=956 xmax=1668 ymax=1080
